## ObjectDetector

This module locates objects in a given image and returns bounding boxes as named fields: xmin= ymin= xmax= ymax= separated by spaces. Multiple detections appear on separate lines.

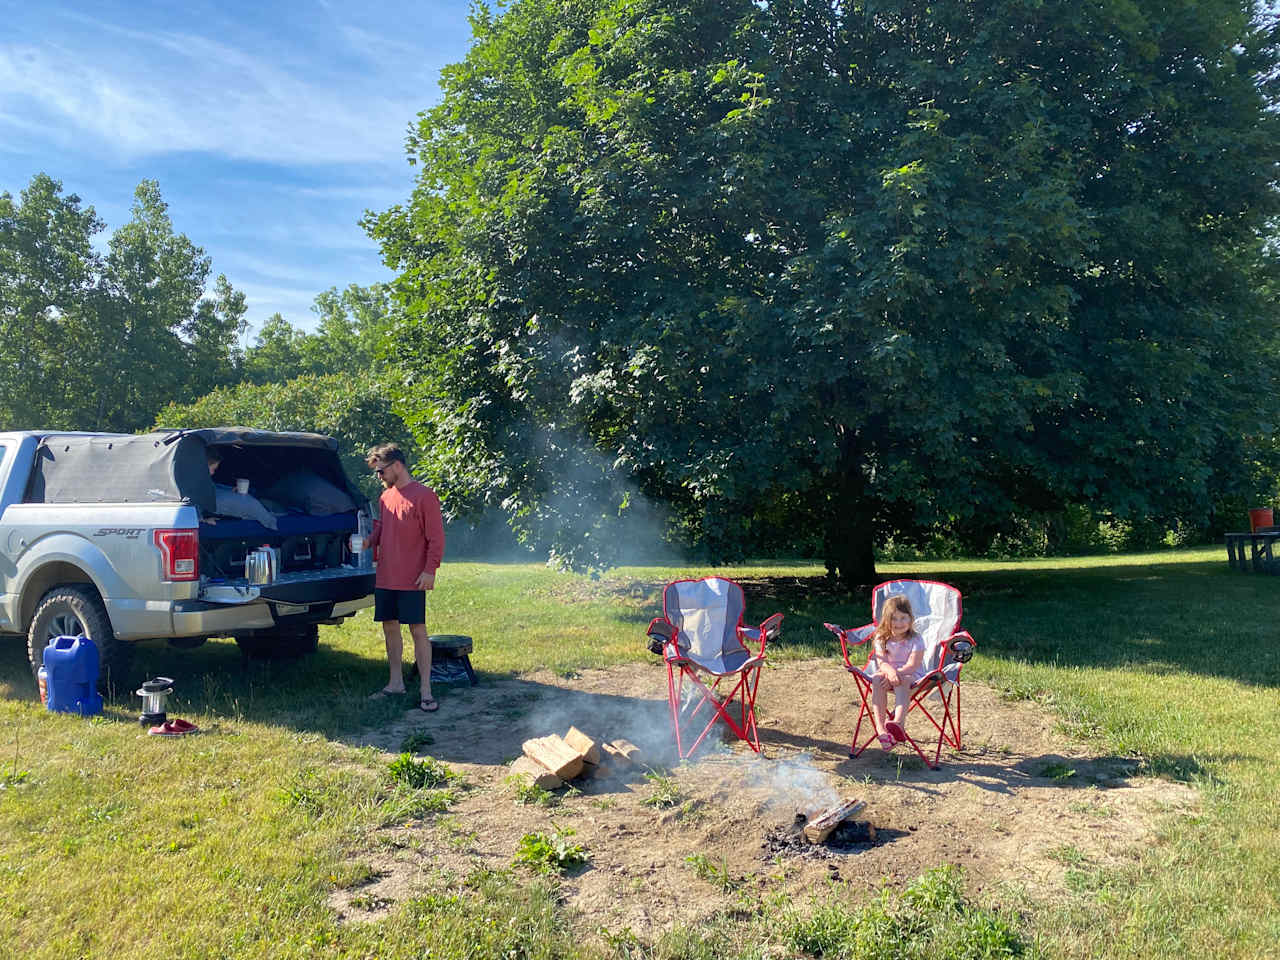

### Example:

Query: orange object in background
xmin=1249 ymin=508 xmax=1274 ymax=532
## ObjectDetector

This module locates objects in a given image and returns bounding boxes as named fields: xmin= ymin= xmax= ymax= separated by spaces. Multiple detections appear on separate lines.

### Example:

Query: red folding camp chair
xmin=824 ymin=579 xmax=976 ymax=770
xmin=646 ymin=577 xmax=783 ymax=759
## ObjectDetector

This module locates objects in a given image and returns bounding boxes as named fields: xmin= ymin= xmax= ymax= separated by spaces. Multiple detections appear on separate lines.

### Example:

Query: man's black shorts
xmin=373 ymin=588 xmax=426 ymax=625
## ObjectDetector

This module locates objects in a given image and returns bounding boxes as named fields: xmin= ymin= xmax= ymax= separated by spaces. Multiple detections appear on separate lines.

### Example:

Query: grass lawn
xmin=1 ymin=547 xmax=1278 ymax=958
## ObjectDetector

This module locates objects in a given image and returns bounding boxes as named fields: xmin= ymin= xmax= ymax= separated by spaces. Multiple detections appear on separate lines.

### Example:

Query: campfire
xmin=763 ymin=797 xmax=879 ymax=860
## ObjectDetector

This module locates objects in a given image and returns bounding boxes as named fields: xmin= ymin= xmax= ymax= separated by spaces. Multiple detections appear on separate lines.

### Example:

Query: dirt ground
xmin=331 ymin=660 xmax=1198 ymax=937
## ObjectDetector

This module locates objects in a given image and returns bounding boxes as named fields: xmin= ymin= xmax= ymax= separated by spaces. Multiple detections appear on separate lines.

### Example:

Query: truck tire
xmin=28 ymin=585 xmax=131 ymax=694
xmin=235 ymin=624 xmax=320 ymax=661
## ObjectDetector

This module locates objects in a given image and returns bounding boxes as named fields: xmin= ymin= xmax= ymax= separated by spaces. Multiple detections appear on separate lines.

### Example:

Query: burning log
xmin=802 ymin=797 xmax=867 ymax=844
xmin=522 ymin=734 xmax=585 ymax=780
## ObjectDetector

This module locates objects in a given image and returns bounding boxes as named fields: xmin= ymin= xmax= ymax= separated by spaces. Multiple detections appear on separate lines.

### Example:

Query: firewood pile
xmin=508 ymin=725 xmax=644 ymax=790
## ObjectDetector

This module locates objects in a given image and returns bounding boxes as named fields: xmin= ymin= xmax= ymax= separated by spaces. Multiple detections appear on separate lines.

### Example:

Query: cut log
xmin=803 ymin=797 xmax=867 ymax=843
xmin=601 ymin=742 xmax=633 ymax=767
xmin=564 ymin=726 xmax=602 ymax=764
xmin=508 ymin=757 xmax=564 ymax=790
xmin=522 ymin=734 xmax=584 ymax=780
xmin=608 ymin=738 xmax=643 ymax=765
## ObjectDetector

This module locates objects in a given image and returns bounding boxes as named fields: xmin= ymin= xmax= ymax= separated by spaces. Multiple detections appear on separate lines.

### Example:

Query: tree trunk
xmin=823 ymin=429 xmax=877 ymax=593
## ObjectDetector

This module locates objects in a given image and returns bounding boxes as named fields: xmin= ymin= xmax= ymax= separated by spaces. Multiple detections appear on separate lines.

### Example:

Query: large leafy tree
xmin=368 ymin=0 xmax=1280 ymax=584
xmin=0 ymin=174 xmax=247 ymax=432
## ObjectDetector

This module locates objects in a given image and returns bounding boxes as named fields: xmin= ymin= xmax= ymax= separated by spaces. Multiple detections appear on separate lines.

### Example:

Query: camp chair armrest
xmin=741 ymin=613 xmax=783 ymax=654
xmin=759 ymin=612 xmax=783 ymax=642
xmin=825 ymin=621 xmax=875 ymax=668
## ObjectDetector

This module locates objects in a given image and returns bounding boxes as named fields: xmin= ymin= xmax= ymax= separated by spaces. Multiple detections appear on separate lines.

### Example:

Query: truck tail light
xmin=154 ymin=529 xmax=199 ymax=581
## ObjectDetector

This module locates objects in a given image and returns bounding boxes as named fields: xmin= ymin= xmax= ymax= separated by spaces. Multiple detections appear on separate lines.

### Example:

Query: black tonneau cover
xmin=25 ymin=428 xmax=362 ymax=514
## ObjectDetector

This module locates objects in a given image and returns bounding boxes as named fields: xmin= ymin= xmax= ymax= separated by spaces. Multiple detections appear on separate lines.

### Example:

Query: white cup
xmin=235 ymin=478 xmax=250 ymax=494
xmin=349 ymin=534 xmax=364 ymax=554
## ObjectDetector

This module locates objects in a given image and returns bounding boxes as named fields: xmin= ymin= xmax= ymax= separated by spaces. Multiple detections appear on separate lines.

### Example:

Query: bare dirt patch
xmin=330 ymin=660 xmax=1197 ymax=936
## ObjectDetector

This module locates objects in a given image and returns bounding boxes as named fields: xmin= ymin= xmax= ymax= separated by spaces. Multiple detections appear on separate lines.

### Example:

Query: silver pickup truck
xmin=0 ymin=428 xmax=375 ymax=689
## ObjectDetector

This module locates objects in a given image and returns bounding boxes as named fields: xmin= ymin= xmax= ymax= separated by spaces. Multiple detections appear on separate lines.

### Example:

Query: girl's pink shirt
xmin=874 ymin=631 xmax=925 ymax=671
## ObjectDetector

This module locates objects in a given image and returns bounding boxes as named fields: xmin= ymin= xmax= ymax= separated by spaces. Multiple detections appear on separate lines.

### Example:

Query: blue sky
xmin=0 ymin=0 xmax=476 ymax=336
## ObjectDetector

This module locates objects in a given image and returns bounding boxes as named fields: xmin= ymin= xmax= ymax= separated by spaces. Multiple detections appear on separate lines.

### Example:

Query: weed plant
xmin=640 ymin=770 xmax=683 ymax=808
xmin=513 ymin=827 xmax=588 ymax=874
xmin=685 ymin=853 xmax=735 ymax=892
xmin=387 ymin=753 xmax=455 ymax=790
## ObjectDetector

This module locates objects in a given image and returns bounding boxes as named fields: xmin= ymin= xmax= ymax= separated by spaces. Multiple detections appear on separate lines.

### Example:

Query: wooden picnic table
xmin=1224 ymin=529 xmax=1280 ymax=573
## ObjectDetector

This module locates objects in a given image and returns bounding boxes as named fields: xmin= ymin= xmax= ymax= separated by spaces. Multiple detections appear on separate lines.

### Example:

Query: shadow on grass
xmin=736 ymin=558 xmax=1280 ymax=689
xmin=4 ymin=552 xmax=1275 ymax=740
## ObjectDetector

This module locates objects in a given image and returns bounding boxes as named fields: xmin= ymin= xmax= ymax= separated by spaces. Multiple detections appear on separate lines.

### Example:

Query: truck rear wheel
xmin=28 ymin=585 xmax=131 ymax=694
xmin=235 ymin=624 xmax=320 ymax=661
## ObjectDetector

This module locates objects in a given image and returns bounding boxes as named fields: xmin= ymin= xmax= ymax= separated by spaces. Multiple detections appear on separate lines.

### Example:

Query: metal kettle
xmin=245 ymin=545 xmax=279 ymax=585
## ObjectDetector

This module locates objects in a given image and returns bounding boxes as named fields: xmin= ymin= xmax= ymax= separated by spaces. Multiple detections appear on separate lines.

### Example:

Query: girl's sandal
xmin=885 ymin=720 xmax=908 ymax=743
xmin=877 ymin=732 xmax=895 ymax=751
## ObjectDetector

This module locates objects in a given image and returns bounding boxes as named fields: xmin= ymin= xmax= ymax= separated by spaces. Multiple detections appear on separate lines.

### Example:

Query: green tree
xmin=241 ymin=312 xmax=309 ymax=385
xmin=0 ymin=173 xmax=112 ymax=430
xmin=0 ymin=174 xmax=246 ymax=432
xmin=241 ymin=283 xmax=395 ymax=384
xmin=367 ymin=0 xmax=1280 ymax=585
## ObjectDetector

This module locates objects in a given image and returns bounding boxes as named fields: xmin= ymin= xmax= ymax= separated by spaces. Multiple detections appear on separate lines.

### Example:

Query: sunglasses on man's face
xmin=373 ymin=465 xmax=389 ymax=476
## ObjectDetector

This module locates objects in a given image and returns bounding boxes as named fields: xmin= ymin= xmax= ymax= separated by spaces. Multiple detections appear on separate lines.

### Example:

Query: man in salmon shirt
xmin=364 ymin=442 xmax=446 ymax=711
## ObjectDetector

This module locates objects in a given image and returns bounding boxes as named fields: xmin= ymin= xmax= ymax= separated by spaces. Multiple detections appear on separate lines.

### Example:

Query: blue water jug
xmin=43 ymin=636 xmax=104 ymax=717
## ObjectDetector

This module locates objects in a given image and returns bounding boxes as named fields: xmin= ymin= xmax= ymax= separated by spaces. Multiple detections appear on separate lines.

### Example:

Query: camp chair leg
xmin=667 ymin=663 xmax=686 ymax=759
xmin=848 ymin=675 xmax=879 ymax=758
xmin=952 ymin=683 xmax=962 ymax=750
xmin=667 ymin=663 xmax=763 ymax=760
xmin=739 ymin=667 xmax=762 ymax=752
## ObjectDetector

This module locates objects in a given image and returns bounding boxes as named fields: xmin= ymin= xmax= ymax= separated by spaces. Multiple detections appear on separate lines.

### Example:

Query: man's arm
xmin=415 ymin=487 xmax=446 ymax=589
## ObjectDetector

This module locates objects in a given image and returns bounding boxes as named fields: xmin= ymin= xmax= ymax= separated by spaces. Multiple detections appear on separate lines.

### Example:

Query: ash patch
xmin=762 ymin=815 xmax=903 ymax=861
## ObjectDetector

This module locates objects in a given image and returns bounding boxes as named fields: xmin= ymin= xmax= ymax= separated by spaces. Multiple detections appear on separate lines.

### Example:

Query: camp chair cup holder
xmin=645 ymin=617 xmax=674 ymax=656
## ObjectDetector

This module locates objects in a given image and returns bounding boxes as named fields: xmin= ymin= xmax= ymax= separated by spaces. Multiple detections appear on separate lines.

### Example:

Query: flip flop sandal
xmin=877 ymin=733 xmax=895 ymax=751
xmin=419 ymin=698 xmax=439 ymax=713
xmin=149 ymin=720 xmax=197 ymax=737
xmin=885 ymin=721 xmax=907 ymax=743
xmin=369 ymin=687 xmax=405 ymax=700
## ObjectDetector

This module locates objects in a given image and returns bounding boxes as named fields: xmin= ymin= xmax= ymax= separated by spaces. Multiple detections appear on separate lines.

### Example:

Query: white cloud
xmin=0 ymin=20 xmax=441 ymax=167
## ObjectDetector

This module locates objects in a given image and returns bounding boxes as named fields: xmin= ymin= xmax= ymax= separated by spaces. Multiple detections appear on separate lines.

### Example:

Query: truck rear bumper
xmin=171 ymin=596 xmax=372 ymax=636
xmin=167 ymin=570 xmax=375 ymax=638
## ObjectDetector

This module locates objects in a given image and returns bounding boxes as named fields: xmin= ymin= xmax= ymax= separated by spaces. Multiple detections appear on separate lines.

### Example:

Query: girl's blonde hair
xmin=872 ymin=594 xmax=914 ymax=655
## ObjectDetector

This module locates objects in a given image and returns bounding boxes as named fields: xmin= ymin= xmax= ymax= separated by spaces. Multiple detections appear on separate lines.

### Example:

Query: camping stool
xmin=428 ymin=634 xmax=478 ymax=686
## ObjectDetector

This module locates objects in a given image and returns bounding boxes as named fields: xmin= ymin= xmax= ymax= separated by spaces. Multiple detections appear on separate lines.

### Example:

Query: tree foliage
xmin=0 ymin=174 xmax=247 ymax=432
xmin=240 ymin=283 xmax=395 ymax=385
xmin=369 ymin=0 xmax=1280 ymax=584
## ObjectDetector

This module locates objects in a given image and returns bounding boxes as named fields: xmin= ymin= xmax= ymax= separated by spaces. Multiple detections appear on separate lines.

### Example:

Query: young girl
xmin=868 ymin=594 xmax=925 ymax=750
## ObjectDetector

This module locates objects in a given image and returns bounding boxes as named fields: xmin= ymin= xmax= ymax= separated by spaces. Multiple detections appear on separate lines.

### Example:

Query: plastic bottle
xmin=356 ymin=508 xmax=373 ymax=568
